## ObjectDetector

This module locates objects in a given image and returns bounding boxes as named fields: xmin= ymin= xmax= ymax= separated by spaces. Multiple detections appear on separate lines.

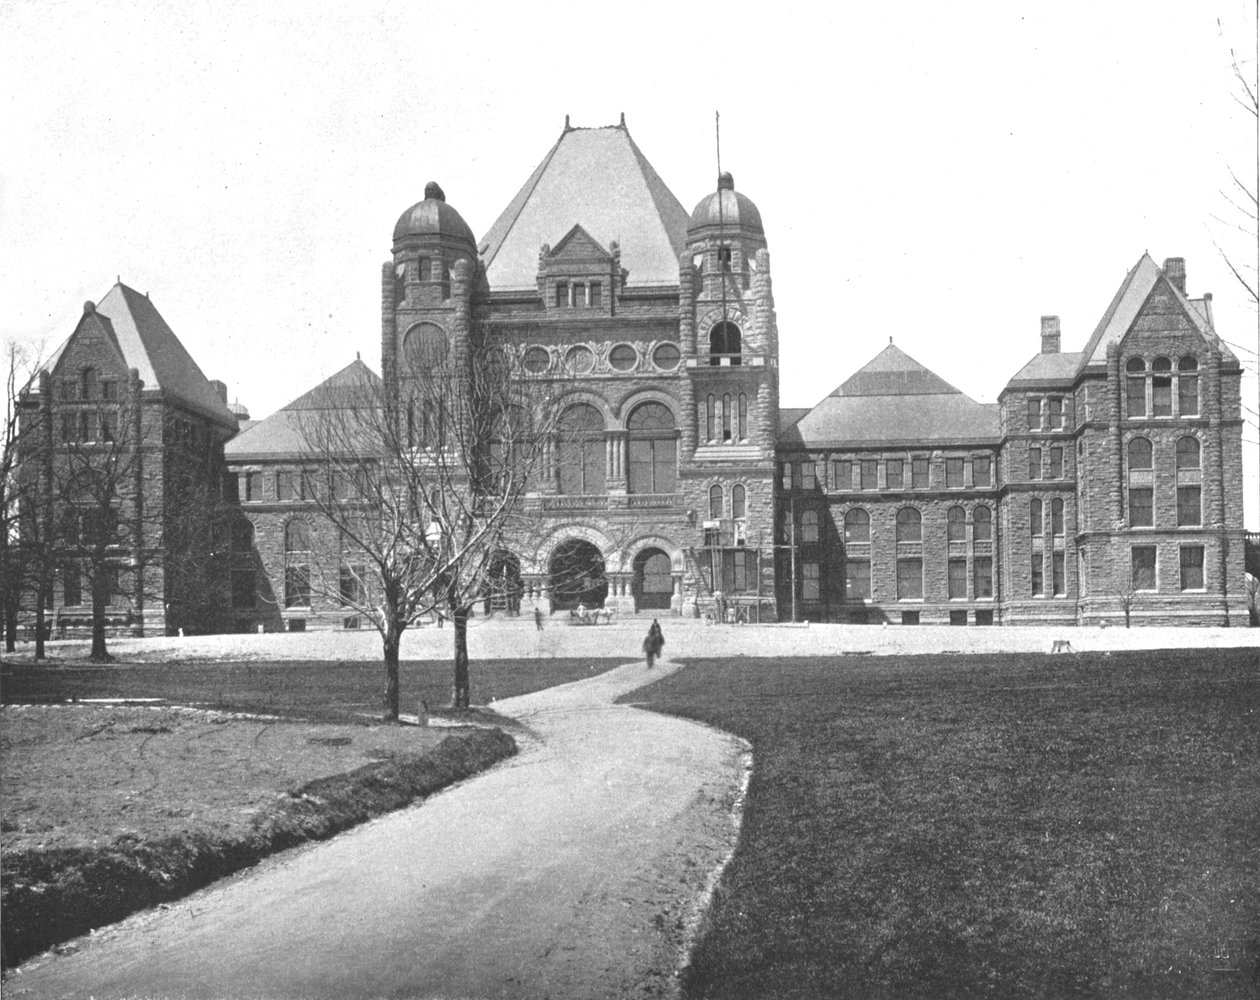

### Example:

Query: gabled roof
xmin=225 ymin=359 xmax=381 ymax=460
xmin=1006 ymin=351 xmax=1086 ymax=386
xmin=783 ymin=343 xmax=999 ymax=448
xmin=43 ymin=284 xmax=237 ymax=430
xmin=479 ymin=123 xmax=689 ymax=291
xmin=1078 ymin=253 xmax=1235 ymax=368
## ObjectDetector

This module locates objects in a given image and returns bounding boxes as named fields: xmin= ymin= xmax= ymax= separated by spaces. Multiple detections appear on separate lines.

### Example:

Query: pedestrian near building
xmin=534 ymin=606 xmax=544 ymax=631
xmin=643 ymin=619 xmax=665 ymax=669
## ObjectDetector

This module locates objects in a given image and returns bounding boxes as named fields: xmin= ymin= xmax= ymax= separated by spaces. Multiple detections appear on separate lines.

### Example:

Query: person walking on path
xmin=534 ymin=606 xmax=545 ymax=631
xmin=643 ymin=619 xmax=664 ymax=669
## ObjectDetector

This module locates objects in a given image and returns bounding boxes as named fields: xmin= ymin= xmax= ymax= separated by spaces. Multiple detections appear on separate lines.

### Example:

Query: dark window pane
xmin=1180 ymin=546 xmax=1204 ymax=590
xmin=973 ymin=557 xmax=993 ymax=598
xmin=1176 ymin=486 xmax=1201 ymax=526
xmin=972 ymin=456 xmax=991 ymax=487
xmin=896 ymin=559 xmax=923 ymax=599
xmin=948 ymin=558 xmax=967 ymax=598
xmin=886 ymin=459 xmax=904 ymax=490
xmin=846 ymin=560 xmax=871 ymax=599
xmin=1132 ymin=546 xmax=1157 ymax=590
xmin=1129 ymin=487 xmax=1153 ymax=527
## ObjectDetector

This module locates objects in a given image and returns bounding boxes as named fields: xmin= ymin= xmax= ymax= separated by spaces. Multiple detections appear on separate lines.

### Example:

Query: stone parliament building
xmin=20 ymin=120 xmax=1251 ymax=632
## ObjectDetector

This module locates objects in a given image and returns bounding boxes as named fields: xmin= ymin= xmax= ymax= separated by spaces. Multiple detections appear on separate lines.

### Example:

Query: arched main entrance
xmin=484 ymin=550 xmax=522 ymax=615
xmin=549 ymin=539 xmax=608 ymax=611
xmin=633 ymin=547 xmax=673 ymax=611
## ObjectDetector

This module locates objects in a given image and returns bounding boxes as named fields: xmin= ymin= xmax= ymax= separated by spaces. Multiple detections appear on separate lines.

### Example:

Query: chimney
xmin=1163 ymin=257 xmax=1186 ymax=294
xmin=209 ymin=379 xmax=228 ymax=404
xmin=1040 ymin=315 xmax=1060 ymax=354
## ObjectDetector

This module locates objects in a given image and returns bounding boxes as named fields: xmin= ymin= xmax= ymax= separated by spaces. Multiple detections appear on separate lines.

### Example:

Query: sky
xmin=2 ymin=0 xmax=1258 ymax=526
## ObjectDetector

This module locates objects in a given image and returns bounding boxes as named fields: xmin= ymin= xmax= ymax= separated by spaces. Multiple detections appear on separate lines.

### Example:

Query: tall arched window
xmin=1051 ymin=498 xmax=1064 ymax=536
xmin=1127 ymin=434 xmax=1155 ymax=527
xmin=1151 ymin=357 xmax=1173 ymax=416
xmin=1125 ymin=358 xmax=1146 ymax=417
xmin=801 ymin=508 xmax=819 ymax=543
xmin=947 ymin=505 xmax=967 ymax=542
xmin=627 ymin=402 xmax=677 ymax=494
xmin=80 ymin=366 xmax=98 ymax=401
xmin=973 ymin=505 xmax=992 ymax=542
xmin=708 ymin=321 xmax=742 ymax=365
xmin=1176 ymin=436 xmax=1200 ymax=469
xmin=738 ymin=393 xmax=748 ymax=440
xmin=844 ymin=508 xmax=870 ymax=543
xmin=403 ymin=322 xmax=449 ymax=369
xmin=557 ymin=403 xmax=605 ymax=495
xmin=731 ymin=484 xmax=746 ymax=519
xmin=1178 ymin=356 xmax=1199 ymax=414
xmin=705 ymin=394 xmax=715 ymax=441
xmin=1128 ymin=437 xmax=1153 ymax=470
xmin=896 ymin=507 xmax=921 ymax=542
xmin=722 ymin=393 xmax=733 ymax=441
xmin=709 ymin=484 xmax=724 ymax=518
xmin=1030 ymin=498 xmax=1043 ymax=535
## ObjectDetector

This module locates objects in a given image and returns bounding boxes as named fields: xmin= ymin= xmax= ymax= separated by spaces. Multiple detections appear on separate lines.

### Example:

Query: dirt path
xmin=8 ymin=659 xmax=749 ymax=1000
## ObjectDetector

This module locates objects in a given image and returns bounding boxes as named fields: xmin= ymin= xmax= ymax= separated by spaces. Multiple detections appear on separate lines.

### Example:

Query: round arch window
xmin=652 ymin=343 xmax=680 ymax=370
xmin=565 ymin=345 xmax=594 ymax=374
xmin=522 ymin=347 xmax=550 ymax=373
xmin=609 ymin=344 xmax=638 ymax=371
xmin=403 ymin=322 xmax=449 ymax=368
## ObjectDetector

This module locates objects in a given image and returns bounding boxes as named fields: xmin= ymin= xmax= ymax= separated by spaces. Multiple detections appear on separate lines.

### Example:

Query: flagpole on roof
xmin=716 ymin=110 xmax=729 ymax=337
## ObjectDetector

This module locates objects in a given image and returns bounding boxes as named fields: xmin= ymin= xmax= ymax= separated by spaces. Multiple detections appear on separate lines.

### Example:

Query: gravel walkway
xmin=8 ymin=657 xmax=750 ymax=1000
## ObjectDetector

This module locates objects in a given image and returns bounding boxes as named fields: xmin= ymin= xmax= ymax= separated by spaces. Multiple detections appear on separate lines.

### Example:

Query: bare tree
xmin=2 ymin=342 xmax=46 ymax=653
xmin=297 ymin=333 xmax=551 ymax=721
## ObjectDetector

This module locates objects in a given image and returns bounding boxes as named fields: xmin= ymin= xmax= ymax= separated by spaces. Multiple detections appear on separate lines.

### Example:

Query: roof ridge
xmin=479 ymin=129 xmax=567 ymax=269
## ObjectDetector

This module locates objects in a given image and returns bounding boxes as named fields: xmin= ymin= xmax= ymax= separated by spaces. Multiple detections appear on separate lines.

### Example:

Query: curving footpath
xmin=8 ymin=659 xmax=749 ymax=1000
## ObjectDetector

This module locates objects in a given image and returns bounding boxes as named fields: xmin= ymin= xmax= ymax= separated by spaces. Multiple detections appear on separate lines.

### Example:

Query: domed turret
xmin=393 ymin=181 xmax=476 ymax=249
xmin=687 ymin=172 xmax=763 ymax=239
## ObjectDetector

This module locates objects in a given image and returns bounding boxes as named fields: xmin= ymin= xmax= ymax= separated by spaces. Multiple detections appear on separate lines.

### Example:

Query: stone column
xmin=1106 ymin=343 xmax=1123 ymax=527
xmin=679 ymin=254 xmax=697 ymax=456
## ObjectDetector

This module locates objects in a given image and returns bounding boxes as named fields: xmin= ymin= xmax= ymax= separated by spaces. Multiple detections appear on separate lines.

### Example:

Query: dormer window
xmin=80 ymin=366 xmax=97 ymax=401
xmin=555 ymin=281 xmax=568 ymax=307
xmin=589 ymin=281 xmax=601 ymax=308
xmin=718 ymin=246 xmax=732 ymax=268
xmin=572 ymin=282 xmax=586 ymax=306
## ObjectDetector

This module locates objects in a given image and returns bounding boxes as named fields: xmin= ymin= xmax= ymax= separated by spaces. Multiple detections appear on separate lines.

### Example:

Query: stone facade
xmin=18 ymin=288 xmax=240 ymax=637
xmin=23 ymin=125 xmax=1248 ymax=633
xmin=779 ymin=255 xmax=1248 ymax=626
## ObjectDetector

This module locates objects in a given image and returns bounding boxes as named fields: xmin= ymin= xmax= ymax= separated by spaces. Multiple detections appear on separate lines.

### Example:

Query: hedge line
xmin=1 ymin=728 xmax=516 ymax=969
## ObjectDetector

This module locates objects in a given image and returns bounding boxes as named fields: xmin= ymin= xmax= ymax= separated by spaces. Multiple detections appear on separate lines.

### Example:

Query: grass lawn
xmin=0 ymin=656 xmax=619 ymax=967
xmin=628 ymin=649 xmax=1260 ymax=1000
xmin=0 ymin=656 xmax=622 ymax=723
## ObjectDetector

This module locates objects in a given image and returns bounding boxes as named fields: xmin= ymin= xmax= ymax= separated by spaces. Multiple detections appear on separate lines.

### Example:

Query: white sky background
xmin=2 ymin=0 xmax=1257 ymax=527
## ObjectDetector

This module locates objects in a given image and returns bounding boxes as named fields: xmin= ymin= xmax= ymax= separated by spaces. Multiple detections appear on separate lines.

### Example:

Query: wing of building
xmin=18 ymin=123 xmax=1251 ymax=635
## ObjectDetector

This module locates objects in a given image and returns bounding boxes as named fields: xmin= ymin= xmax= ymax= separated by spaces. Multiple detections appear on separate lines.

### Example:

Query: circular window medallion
xmin=609 ymin=344 xmax=637 ymax=371
xmin=652 ymin=343 xmax=681 ymax=370
xmin=522 ymin=346 xmax=550 ymax=373
xmin=565 ymin=345 xmax=594 ymax=374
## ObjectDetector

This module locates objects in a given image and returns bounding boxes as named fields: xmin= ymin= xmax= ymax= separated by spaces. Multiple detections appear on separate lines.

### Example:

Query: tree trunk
xmin=4 ymin=600 xmax=15 ymax=653
xmin=89 ymin=569 xmax=110 ymax=662
xmin=382 ymin=623 xmax=401 ymax=723
xmin=33 ymin=595 xmax=46 ymax=661
xmin=452 ymin=604 xmax=470 ymax=709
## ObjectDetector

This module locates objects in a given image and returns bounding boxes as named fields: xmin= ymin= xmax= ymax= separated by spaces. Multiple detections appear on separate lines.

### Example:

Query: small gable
xmin=545 ymin=225 xmax=612 ymax=264
xmin=50 ymin=308 xmax=130 ymax=387
xmin=1125 ymin=275 xmax=1204 ymax=341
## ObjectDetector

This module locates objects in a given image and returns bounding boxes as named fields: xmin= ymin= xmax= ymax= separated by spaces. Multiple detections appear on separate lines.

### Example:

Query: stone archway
xmin=633 ymin=547 xmax=674 ymax=611
xmin=549 ymin=539 xmax=608 ymax=612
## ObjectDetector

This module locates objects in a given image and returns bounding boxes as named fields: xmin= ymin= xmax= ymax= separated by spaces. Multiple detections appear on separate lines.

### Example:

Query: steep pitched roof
xmin=43 ymin=284 xmax=237 ymax=430
xmin=225 ymin=359 xmax=381 ymax=460
xmin=479 ymin=123 xmax=689 ymax=291
xmin=784 ymin=343 xmax=999 ymax=448
xmin=1006 ymin=351 xmax=1086 ymax=386
xmin=831 ymin=343 xmax=961 ymax=397
xmin=1077 ymin=253 xmax=1236 ymax=368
